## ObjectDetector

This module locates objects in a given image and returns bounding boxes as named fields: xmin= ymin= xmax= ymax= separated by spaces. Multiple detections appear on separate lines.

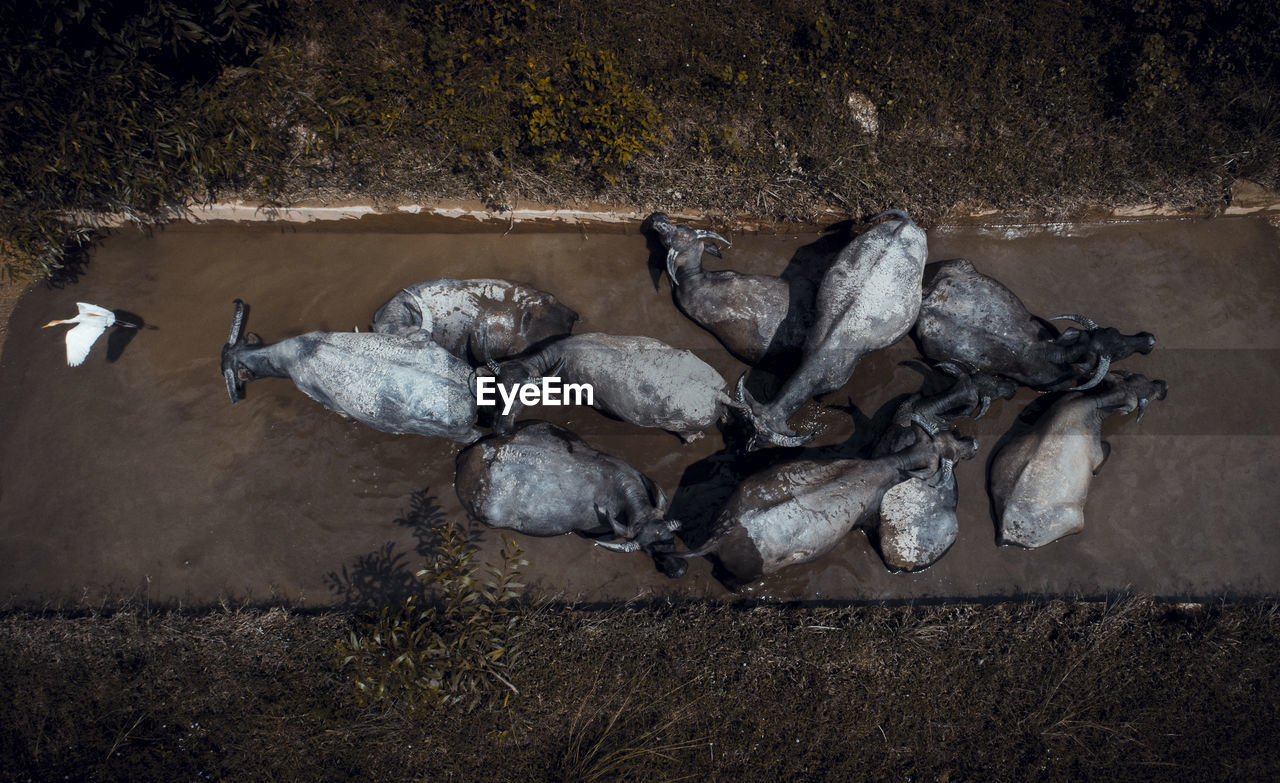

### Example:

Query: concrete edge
xmin=65 ymin=179 xmax=1280 ymax=235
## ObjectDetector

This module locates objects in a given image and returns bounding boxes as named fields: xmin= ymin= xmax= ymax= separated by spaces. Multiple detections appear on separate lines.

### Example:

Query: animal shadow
xmin=741 ymin=218 xmax=858 ymax=398
xmin=672 ymin=389 xmax=903 ymax=548
xmin=640 ymin=215 xmax=672 ymax=291
xmin=106 ymin=309 xmax=151 ymax=362
xmin=323 ymin=487 xmax=483 ymax=610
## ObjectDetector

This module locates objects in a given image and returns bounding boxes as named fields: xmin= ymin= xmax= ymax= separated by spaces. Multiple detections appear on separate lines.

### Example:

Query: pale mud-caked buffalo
xmin=371 ymin=278 xmax=578 ymax=362
xmin=680 ymin=428 xmax=979 ymax=587
xmin=455 ymin=421 xmax=687 ymax=577
xmin=488 ymin=332 xmax=753 ymax=443
xmin=868 ymin=364 xmax=1015 ymax=571
xmin=913 ymin=258 xmax=1156 ymax=391
xmin=646 ymin=212 xmax=808 ymax=366
xmin=989 ymin=371 xmax=1167 ymax=549
xmin=737 ymin=210 xmax=929 ymax=448
xmin=220 ymin=299 xmax=482 ymax=443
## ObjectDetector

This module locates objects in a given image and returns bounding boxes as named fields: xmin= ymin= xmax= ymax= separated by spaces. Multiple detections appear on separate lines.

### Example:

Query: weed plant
xmin=333 ymin=519 xmax=527 ymax=714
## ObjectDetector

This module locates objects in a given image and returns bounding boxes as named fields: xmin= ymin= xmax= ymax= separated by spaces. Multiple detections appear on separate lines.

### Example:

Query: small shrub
xmin=520 ymin=45 xmax=664 ymax=177
xmin=333 ymin=519 xmax=527 ymax=714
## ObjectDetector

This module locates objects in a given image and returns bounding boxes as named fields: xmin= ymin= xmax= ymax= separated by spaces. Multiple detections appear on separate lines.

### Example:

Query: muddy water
xmin=0 ymin=216 xmax=1276 ymax=606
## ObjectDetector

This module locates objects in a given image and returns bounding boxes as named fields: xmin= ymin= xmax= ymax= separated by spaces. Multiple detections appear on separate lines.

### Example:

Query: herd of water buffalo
xmin=219 ymin=210 xmax=1166 ymax=588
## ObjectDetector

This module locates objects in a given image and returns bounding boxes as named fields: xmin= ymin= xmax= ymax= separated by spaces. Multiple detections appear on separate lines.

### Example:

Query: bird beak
xmin=41 ymin=321 xmax=60 ymax=329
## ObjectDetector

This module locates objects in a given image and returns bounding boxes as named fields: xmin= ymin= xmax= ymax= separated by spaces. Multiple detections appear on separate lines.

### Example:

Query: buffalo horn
xmin=227 ymin=299 xmax=246 ymax=345
xmin=1050 ymin=314 xmax=1100 ymax=331
xmin=1070 ymin=353 xmax=1111 ymax=391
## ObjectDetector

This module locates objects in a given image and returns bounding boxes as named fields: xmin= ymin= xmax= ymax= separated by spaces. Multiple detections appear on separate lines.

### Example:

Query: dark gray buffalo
xmin=221 ymin=299 xmax=482 ymax=443
xmin=989 ymin=372 xmax=1167 ymax=549
xmin=869 ymin=365 xmax=1016 ymax=571
xmin=371 ymin=278 xmax=577 ymax=362
xmin=455 ymin=421 xmax=686 ymax=576
xmin=488 ymin=333 xmax=751 ymax=442
xmin=914 ymin=258 xmax=1156 ymax=391
xmin=680 ymin=428 xmax=979 ymax=586
xmin=647 ymin=212 xmax=806 ymax=365
xmin=737 ymin=210 xmax=929 ymax=448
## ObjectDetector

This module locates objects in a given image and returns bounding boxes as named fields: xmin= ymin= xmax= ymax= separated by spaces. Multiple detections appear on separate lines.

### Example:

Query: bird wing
xmin=64 ymin=317 xmax=110 ymax=366
xmin=75 ymin=302 xmax=117 ymax=324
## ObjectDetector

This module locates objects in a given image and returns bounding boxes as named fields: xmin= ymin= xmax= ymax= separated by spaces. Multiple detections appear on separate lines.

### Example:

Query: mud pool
xmin=1 ymin=214 xmax=1277 ymax=606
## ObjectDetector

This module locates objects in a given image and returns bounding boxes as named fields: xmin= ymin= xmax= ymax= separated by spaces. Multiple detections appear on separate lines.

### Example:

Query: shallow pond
xmin=1 ymin=214 xmax=1277 ymax=606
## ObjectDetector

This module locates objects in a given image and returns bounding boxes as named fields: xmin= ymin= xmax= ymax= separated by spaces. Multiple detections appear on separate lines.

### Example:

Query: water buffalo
xmin=221 ymin=299 xmax=482 ymax=443
xmin=371 ymin=278 xmax=578 ymax=362
xmin=487 ymin=332 xmax=752 ymax=442
xmin=868 ymin=364 xmax=1016 ymax=571
xmin=989 ymin=372 xmax=1167 ymax=549
xmin=455 ymin=421 xmax=686 ymax=577
xmin=913 ymin=258 xmax=1156 ymax=391
xmin=646 ymin=212 xmax=807 ymax=366
xmin=680 ymin=428 xmax=979 ymax=586
xmin=737 ymin=210 xmax=929 ymax=448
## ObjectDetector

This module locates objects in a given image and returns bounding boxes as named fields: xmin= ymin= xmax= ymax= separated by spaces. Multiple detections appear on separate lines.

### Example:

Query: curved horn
xmin=227 ymin=299 xmax=246 ymax=345
xmin=693 ymin=230 xmax=731 ymax=247
xmin=928 ymin=458 xmax=955 ymax=489
xmin=1050 ymin=314 xmax=1099 ymax=331
xmin=477 ymin=333 xmax=500 ymax=375
xmin=934 ymin=361 xmax=966 ymax=379
xmin=973 ymin=395 xmax=992 ymax=421
xmin=1069 ymin=353 xmax=1111 ymax=391
xmin=1136 ymin=397 xmax=1150 ymax=423
xmin=665 ymin=248 xmax=681 ymax=287
xmin=671 ymin=531 xmax=725 ymax=559
xmin=596 ymin=505 xmax=630 ymax=538
xmin=733 ymin=373 xmax=816 ymax=448
xmin=734 ymin=371 xmax=752 ymax=404
xmin=224 ymin=367 xmax=240 ymax=405
xmin=906 ymin=412 xmax=946 ymax=436
xmin=595 ymin=540 xmax=641 ymax=553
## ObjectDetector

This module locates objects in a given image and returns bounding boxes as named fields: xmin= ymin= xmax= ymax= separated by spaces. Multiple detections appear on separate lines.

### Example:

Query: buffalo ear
xmin=235 ymin=367 xmax=252 ymax=382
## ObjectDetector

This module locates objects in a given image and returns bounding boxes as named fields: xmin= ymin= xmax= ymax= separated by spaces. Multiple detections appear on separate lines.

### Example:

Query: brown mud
xmin=1 ymin=215 xmax=1277 ymax=606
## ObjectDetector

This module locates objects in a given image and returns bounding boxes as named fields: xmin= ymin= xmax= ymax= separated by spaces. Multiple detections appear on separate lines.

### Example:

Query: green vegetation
xmin=0 ymin=597 xmax=1276 ymax=780
xmin=333 ymin=520 xmax=526 ymax=714
xmin=3 ymin=0 xmax=1277 ymax=278
xmin=0 ymin=0 xmax=282 ymax=279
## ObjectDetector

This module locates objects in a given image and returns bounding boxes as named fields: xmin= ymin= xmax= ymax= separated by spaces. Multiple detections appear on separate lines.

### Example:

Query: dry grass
xmin=1 ymin=596 xmax=1276 ymax=781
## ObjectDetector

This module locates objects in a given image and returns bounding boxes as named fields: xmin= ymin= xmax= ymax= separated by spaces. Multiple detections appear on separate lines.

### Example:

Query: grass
xmin=3 ymin=0 xmax=1278 ymax=279
xmin=0 ymin=596 xmax=1276 ymax=780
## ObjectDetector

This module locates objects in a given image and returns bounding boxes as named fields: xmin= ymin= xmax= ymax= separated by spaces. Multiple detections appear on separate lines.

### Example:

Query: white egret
xmin=42 ymin=302 xmax=137 ymax=366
